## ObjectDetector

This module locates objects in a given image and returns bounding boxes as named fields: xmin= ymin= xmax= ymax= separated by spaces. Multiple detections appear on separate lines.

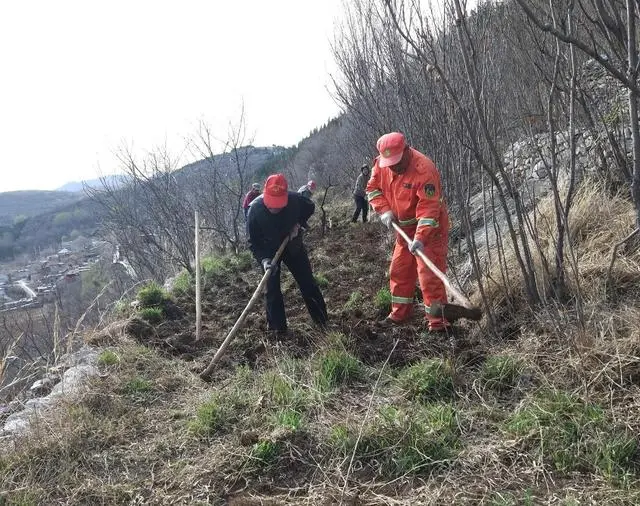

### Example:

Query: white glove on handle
xmin=380 ymin=210 xmax=396 ymax=230
xmin=262 ymin=258 xmax=273 ymax=273
xmin=409 ymin=239 xmax=424 ymax=253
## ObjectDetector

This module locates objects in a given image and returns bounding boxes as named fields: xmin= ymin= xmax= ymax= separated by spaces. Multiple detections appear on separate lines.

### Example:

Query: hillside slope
xmin=1 ymin=194 xmax=639 ymax=505
xmin=0 ymin=191 xmax=83 ymax=227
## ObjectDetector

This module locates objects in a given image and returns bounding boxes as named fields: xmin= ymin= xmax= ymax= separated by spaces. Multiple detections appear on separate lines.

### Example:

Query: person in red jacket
xmin=366 ymin=132 xmax=450 ymax=332
xmin=243 ymin=183 xmax=262 ymax=219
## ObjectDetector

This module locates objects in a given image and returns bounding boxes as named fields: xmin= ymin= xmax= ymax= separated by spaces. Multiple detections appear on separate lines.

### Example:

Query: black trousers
xmin=265 ymin=243 xmax=328 ymax=331
xmin=352 ymin=195 xmax=368 ymax=223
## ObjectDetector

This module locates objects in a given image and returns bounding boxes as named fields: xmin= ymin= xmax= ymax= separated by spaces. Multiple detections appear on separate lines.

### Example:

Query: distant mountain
xmin=56 ymin=174 xmax=124 ymax=193
xmin=0 ymin=191 xmax=83 ymax=227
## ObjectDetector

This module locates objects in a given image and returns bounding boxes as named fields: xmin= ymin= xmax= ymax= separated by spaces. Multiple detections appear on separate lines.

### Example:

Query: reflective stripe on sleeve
xmin=417 ymin=218 xmax=439 ymax=227
xmin=397 ymin=217 xmax=418 ymax=226
xmin=367 ymin=190 xmax=383 ymax=201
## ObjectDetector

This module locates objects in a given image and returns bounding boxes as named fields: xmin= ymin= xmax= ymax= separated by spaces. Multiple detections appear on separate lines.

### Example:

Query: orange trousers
xmin=389 ymin=222 xmax=449 ymax=327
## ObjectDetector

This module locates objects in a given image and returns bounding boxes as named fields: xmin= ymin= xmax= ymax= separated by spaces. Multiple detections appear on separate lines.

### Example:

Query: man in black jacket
xmin=247 ymin=173 xmax=328 ymax=335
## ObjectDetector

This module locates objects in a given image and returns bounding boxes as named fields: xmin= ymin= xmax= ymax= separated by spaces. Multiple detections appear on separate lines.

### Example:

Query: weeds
xmin=397 ymin=359 xmax=455 ymax=401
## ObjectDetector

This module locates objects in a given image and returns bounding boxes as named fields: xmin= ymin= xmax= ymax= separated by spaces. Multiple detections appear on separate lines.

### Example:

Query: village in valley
xmin=0 ymin=238 xmax=108 ymax=312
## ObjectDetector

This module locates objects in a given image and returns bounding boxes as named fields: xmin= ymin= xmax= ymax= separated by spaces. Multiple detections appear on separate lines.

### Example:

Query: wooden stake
xmin=195 ymin=210 xmax=202 ymax=342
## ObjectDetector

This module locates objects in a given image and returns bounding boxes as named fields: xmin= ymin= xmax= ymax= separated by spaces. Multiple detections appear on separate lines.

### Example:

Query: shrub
xmin=374 ymin=287 xmax=392 ymax=314
xmin=397 ymin=359 xmax=455 ymax=401
xmin=315 ymin=348 xmax=363 ymax=391
xmin=137 ymin=282 xmax=168 ymax=308
xmin=139 ymin=307 xmax=164 ymax=324
xmin=480 ymin=355 xmax=522 ymax=393
xmin=97 ymin=350 xmax=120 ymax=366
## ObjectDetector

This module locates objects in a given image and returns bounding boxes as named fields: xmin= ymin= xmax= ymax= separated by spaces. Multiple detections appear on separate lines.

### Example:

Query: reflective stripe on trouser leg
xmin=389 ymin=232 xmax=418 ymax=321
xmin=417 ymin=219 xmax=449 ymax=326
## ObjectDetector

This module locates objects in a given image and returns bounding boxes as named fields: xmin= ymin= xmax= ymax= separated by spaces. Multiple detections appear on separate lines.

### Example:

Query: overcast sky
xmin=0 ymin=0 xmax=343 ymax=192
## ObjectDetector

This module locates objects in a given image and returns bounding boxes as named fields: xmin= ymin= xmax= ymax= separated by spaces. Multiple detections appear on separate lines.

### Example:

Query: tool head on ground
xmin=428 ymin=301 xmax=482 ymax=322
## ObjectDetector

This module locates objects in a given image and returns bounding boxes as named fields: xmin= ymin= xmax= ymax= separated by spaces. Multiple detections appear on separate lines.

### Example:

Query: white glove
xmin=261 ymin=258 xmax=273 ymax=273
xmin=409 ymin=239 xmax=424 ymax=253
xmin=380 ymin=211 xmax=396 ymax=229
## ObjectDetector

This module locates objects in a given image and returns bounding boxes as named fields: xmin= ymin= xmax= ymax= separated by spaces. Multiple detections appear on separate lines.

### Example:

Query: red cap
xmin=263 ymin=173 xmax=289 ymax=209
xmin=376 ymin=132 xmax=406 ymax=167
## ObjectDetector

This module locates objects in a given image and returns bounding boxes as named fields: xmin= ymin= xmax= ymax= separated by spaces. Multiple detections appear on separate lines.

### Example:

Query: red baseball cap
xmin=376 ymin=132 xmax=406 ymax=167
xmin=263 ymin=173 xmax=289 ymax=209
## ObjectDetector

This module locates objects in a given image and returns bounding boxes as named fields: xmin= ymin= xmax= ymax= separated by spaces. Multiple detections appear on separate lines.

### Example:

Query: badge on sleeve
xmin=424 ymin=183 xmax=436 ymax=197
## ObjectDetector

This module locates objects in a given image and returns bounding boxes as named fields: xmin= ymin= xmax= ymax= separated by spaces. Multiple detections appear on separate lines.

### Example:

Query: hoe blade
xmin=429 ymin=301 xmax=482 ymax=322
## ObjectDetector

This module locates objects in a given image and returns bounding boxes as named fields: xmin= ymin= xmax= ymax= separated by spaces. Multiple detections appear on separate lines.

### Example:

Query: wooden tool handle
xmin=391 ymin=222 xmax=474 ymax=310
xmin=200 ymin=234 xmax=290 ymax=378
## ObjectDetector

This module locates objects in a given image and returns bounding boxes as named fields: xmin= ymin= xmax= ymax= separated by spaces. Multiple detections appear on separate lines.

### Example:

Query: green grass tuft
xmin=315 ymin=348 xmax=364 ymax=391
xmin=188 ymin=399 xmax=224 ymax=437
xmin=505 ymin=391 xmax=638 ymax=480
xmin=344 ymin=290 xmax=364 ymax=310
xmin=251 ymin=440 xmax=281 ymax=464
xmin=374 ymin=286 xmax=392 ymax=314
xmin=97 ymin=350 xmax=120 ymax=366
xmin=139 ymin=306 xmax=164 ymax=324
xmin=274 ymin=408 xmax=302 ymax=431
xmin=335 ymin=403 xmax=460 ymax=476
xmin=397 ymin=359 xmax=455 ymax=401
xmin=137 ymin=282 xmax=169 ymax=308
xmin=480 ymin=355 xmax=522 ymax=393
xmin=122 ymin=376 xmax=153 ymax=395
xmin=171 ymin=270 xmax=192 ymax=295
xmin=314 ymin=272 xmax=329 ymax=288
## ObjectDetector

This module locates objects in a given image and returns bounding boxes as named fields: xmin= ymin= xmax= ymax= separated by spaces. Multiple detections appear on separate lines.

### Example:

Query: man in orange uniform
xmin=366 ymin=132 xmax=450 ymax=331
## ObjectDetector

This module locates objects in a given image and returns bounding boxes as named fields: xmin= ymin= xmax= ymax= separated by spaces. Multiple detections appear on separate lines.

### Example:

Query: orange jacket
xmin=366 ymin=147 xmax=448 ymax=243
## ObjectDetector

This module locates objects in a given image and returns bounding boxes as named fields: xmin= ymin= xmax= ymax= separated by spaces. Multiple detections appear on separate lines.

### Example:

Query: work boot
xmin=427 ymin=319 xmax=452 ymax=333
xmin=267 ymin=328 xmax=288 ymax=341
xmin=377 ymin=316 xmax=403 ymax=329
